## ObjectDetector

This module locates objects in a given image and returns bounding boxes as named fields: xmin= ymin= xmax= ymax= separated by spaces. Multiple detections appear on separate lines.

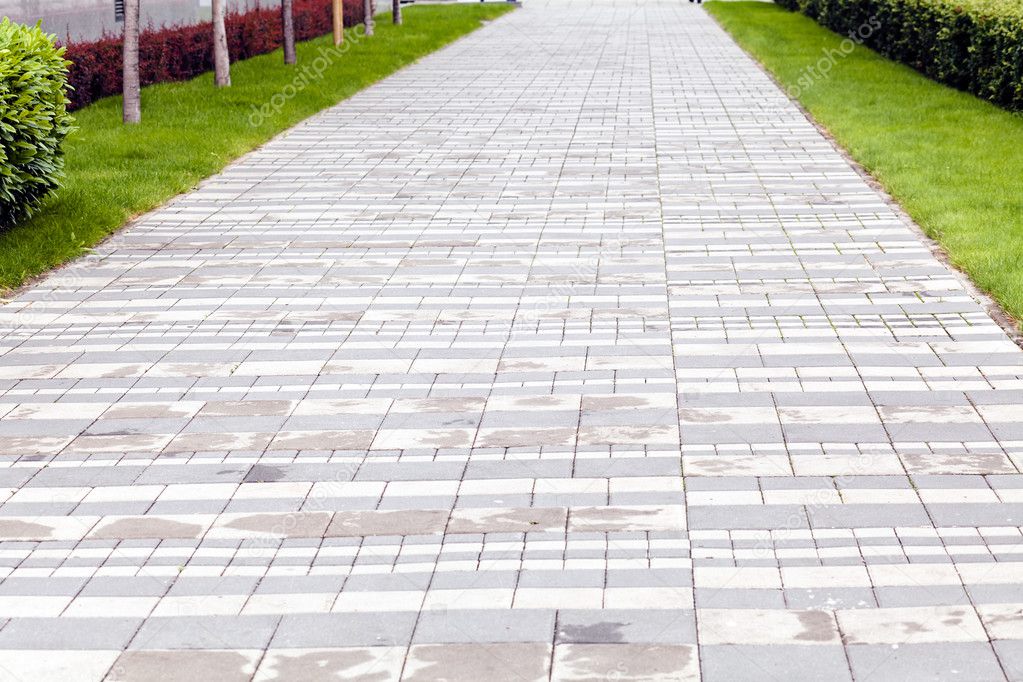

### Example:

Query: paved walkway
xmin=2 ymin=0 xmax=1023 ymax=679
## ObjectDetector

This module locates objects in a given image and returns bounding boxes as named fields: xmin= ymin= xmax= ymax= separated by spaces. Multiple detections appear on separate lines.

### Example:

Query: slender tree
xmin=332 ymin=0 xmax=344 ymax=46
xmin=392 ymin=0 xmax=401 ymax=25
xmin=363 ymin=0 xmax=374 ymax=35
xmin=281 ymin=0 xmax=296 ymax=64
xmin=212 ymin=0 xmax=231 ymax=87
xmin=122 ymin=0 xmax=141 ymax=123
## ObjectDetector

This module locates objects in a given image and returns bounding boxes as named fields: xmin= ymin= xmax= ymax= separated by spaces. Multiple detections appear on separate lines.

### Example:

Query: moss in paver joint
xmin=706 ymin=1 xmax=1023 ymax=328
xmin=0 ymin=4 xmax=515 ymax=293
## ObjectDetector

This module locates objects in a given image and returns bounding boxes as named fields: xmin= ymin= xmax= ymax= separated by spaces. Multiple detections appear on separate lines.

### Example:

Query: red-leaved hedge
xmin=65 ymin=0 xmax=365 ymax=110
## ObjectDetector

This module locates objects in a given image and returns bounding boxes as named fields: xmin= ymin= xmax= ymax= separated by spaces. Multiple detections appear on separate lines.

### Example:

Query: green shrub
xmin=772 ymin=0 xmax=1023 ymax=111
xmin=0 ymin=19 xmax=75 ymax=227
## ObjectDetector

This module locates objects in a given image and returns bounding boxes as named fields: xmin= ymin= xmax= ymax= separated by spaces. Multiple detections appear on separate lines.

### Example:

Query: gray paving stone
xmin=0 ymin=617 xmax=142 ymax=649
xmin=129 ymin=616 xmax=280 ymax=650
xmin=927 ymin=504 xmax=1023 ymax=526
xmin=688 ymin=505 xmax=809 ymax=530
xmin=846 ymin=643 xmax=1005 ymax=681
xmin=272 ymin=613 xmax=418 ymax=648
xmin=557 ymin=609 xmax=696 ymax=644
xmin=807 ymin=504 xmax=932 ymax=528
xmin=993 ymin=641 xmax=1023 ymax=681
xmin=413 ymin=610 xmax=556 ymax=644
xmin=701 ymin=644 xmax=853 ymax=682
xmin=874 ymin=586 xmax=971 ymax=608
xmin=0 ymin=577 xmax=87 ymax=596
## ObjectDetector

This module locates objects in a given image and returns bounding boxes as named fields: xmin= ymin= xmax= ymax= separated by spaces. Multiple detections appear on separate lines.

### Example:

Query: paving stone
xmin=402 ymin=643 xmax=550 ymax=682
xmin=272 ymin=613 xmax=417 ymax=648
xmin=108 ymin=650 xmax=260 ymax=682
xmin=701 ymin=644 xmax=853 ymax=682
xmin=874 ymin=585 xmax=971 ymax=608
xmin=846 ymin=642 xmax=1006 ymax=681
xmin=993 ymin=640 xmax=1023 ymax=681
xmin=0 ymin=617 xmax=142 ymax=650
xmin=556 ymin=609 xmax=697 ymax=644
xmin=412 ymin=609 xmax=555 ymax=644
xmin=129 ymin=616 xmax=279 ymax=650
xmin=254 ymin=647 xmax=405 ymax=682
xmin=552 ymin=643 xmax=698 ymax=681
xmin=0 ymin=651 xmax=120 ymax=681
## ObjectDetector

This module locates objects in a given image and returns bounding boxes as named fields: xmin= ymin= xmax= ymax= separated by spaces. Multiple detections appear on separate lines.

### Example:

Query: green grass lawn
xmin=0 ymin=3 xmax=514 ymax=292
xmin=706 ymin=1 xmax=1023 ymax=325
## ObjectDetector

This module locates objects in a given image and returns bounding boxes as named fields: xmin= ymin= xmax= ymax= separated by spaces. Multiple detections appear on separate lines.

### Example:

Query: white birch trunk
xmin=122 ymin=0 xmax=141 ymax=124
xmin=212 ymin=0 xmax=231 ymax=87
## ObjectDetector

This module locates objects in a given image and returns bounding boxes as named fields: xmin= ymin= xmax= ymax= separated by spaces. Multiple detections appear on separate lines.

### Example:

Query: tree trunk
xmin=122 ymin=0 xmax=141 ymax=124
xmin=392 ymin=0 xmax=401 ymax=25
xmin=364 ymin=0 xmax=374 ymax=35
xmin=281 ymin=0 xmax=296 ymax=64
xmin=212 ymin=0 xmax=231 ymax=87
xmin=332 ymin=0 xmax=344 ymax=46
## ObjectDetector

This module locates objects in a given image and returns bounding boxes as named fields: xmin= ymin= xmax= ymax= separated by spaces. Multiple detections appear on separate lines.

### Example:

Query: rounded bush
xmin=0 ymin=18 xmax=75 ymax=227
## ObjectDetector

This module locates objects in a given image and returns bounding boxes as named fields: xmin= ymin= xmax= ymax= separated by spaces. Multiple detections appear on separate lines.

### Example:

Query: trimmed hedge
xmin=0 ymin=18 xmax=75 ymax=226
xmin=772 ymin=0 xmax=1023 ymax=110
xmin=65 ymin=0 xmax=365 ymax=111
